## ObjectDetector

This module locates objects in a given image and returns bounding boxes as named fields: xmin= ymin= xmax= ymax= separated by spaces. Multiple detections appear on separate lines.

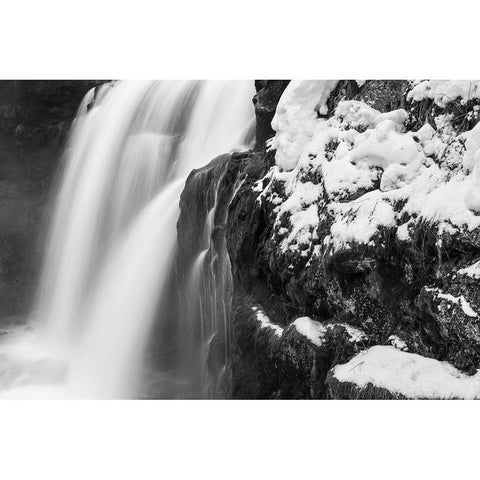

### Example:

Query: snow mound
xmin=333 ymin=345 xmax=480 ymax=399
xmin=271 ymin=80 xmax=338 ymax=171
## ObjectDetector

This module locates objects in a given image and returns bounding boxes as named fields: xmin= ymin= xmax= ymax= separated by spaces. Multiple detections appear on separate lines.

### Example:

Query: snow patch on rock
xmin=251 ymin=306 xmax=283 ymax=337
xmin=387 ymin=335 xmax=408 ymax=351
xmin=426 ymin=287 xmax=478 ymax=318
xmin=271 ymin=80 xmax=338 ymax=171
xmin=293 ymin=317 xmax=325 ymax=346
xmin=407 ymin=80 xmax=480 ymax=108
xmin=333 ymin=345 xmax=480 ymax=399
xmin=293 ymin=316 xmax=365 ymax=347
xmin=459 ymin=260 xmax=480 ymax=279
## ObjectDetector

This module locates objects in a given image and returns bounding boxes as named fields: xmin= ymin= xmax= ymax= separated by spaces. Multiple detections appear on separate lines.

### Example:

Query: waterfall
xmin=0 ymin=80 xmax=254 ymax=398
xmin=175 ymin=157 xmax=246 ymax=398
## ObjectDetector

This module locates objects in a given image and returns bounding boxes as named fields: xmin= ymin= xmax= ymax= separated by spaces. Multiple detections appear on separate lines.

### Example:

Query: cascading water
xmin=175 ymin=157 xmax=246 ymax=398
xmin=0 ymin=80 xmax=254 ymax=398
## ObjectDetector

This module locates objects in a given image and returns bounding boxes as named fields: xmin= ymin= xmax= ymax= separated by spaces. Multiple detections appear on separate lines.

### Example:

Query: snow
xmin=285 ymin=204 xmax=319 ymax=250
xmin=327 ymin=193 xmax=396 ymax=251
xmin=415 ymin=123 xmax=435 ymax=144
xmin=461 ymin=122 xmax=480 ymax=172
xmin=407 ymin=80 xmax=480 ymax=107
xmin=458 ymin=260 xmax=480 ymax=279
xmin=387 ymin=335 xmax=408 ymax=351
xmin=396 ymin=222 xmax=411 ymax=241
xmin=251 ymin=309 xmax=366 ymax=345
xmin=401 ymin=167 xmax=480 ymax=233
xmin=260 ymin=169 xmax=324 ymax=255
xmin=251 ymin=306 xmax=283 ymax=337
xmin=332 ymin=345 xmax=480 ymax=399
xmin=461 ymin=298 xmax=478 ymax=318
xmin=350 ymin=119 xmax=422 ymax=169
xmin=334 ymin=100 xmax=379 ymax=128
xmin=293 ymin=317 xmax=325 ymax=346
xmin=343 ymin=324 xmax=366 ymax=343
xmin=259 ymin=80 xmax=480 ymax=255
xmin=426 ymin=287 xmax=478 ymax=318
xmin=271 ymin=80 xmax=338 ymax=171
xmin=293 ymin=316 xmax=365 ymax=346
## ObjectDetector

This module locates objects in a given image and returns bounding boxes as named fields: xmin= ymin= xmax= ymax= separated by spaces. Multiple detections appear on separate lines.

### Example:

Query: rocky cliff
xmin=178 ymin=80 xmax=480 ymax=399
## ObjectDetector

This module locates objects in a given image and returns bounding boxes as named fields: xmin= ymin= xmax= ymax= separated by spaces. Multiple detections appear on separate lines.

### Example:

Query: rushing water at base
xmin=0 ymin=80 xmax=254 ymax=398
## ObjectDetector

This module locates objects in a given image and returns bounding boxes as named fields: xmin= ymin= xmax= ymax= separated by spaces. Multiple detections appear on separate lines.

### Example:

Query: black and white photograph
xmin=4 ymin=79 xmax=480 ymax=401
xmin=2 ymin=1 xmax=478 ymax=478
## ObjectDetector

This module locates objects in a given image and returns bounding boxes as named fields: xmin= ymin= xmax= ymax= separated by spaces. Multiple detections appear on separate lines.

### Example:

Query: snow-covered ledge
xmin=331 ymin=346 xmax=480 ymax=399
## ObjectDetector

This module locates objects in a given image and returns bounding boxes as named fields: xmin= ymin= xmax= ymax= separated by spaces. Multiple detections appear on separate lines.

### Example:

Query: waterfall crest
xmin=0 ymin=80 xmax=254 ymax=398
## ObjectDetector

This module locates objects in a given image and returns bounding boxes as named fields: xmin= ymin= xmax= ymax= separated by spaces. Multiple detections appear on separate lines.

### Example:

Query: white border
xmin=0 ymin=400 xmax=478 ymax=479
xmin=1 ymin=0 xmax=479 ymax=79
xmin=1 ymin=1 xmax=479 ymax=478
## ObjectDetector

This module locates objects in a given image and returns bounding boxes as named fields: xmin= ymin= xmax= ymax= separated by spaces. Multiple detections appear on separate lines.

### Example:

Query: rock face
xmin=178 ymin=80 xmax=480 ymax=399
xmin=0 ymin=80 xmax=103 ymax=320
xmin=253 ymin=80 xmax=290 ymax=148
xmin=175 ymin=154 xmax=241 ymax=397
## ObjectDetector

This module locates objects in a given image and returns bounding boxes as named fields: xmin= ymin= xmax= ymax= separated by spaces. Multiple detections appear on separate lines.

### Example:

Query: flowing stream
xmin=0 ymin=80 xmax=254 ymax=398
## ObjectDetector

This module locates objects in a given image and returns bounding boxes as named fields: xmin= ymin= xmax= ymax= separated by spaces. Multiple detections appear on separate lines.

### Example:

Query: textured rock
xmin=178 ymin=79 xmax=480 ymax=399
xmin=326 ymin=373 xmax=408 ymax=400
xmin=253 ymin=80 xmax=289 ymax=149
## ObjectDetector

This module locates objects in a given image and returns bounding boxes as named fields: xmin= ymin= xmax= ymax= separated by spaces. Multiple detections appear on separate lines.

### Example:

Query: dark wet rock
xmin=178 ymin=145 xmax=372 ymax=398
xmin=178 ymin=80 xmax=480 ymax=399
xmin=326 ymin=373 xmax=409 ymax=400
xmin=175 ymin=152 xmax=255 ymax=397
xmin=228 ymin=302 xmax=365 ymax=399
xmin=253 ymin=80 xmax=289 ymax=149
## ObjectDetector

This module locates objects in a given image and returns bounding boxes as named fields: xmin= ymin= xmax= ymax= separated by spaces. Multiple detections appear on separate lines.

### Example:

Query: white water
xmin=0 ymin=80 xmax=254 ymax=398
